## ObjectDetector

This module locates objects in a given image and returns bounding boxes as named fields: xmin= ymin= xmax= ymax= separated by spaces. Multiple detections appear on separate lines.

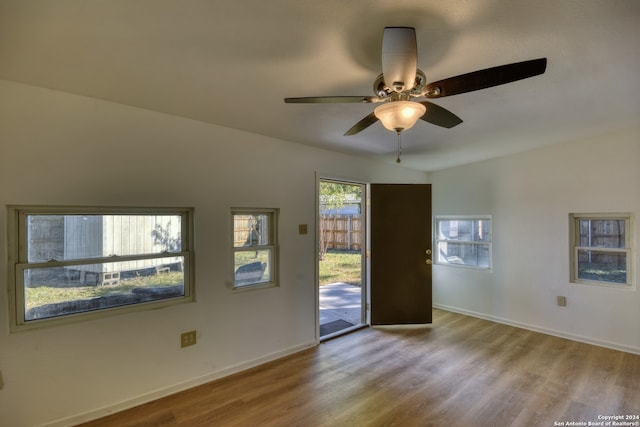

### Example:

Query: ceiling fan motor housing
xmin=381 ymin=27 xmax=418 ymax=93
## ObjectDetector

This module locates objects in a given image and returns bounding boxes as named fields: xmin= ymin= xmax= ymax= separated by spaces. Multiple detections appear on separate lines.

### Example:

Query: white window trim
xmin=7 ymin=205 xmax=195 ymax=332
xmin=569 ymin=212 xmax=634 ymax=289
xmin=231 ymin=208 xmax=279 ymax=291
xmin=434 ymin=215 xmax=493 ymax=271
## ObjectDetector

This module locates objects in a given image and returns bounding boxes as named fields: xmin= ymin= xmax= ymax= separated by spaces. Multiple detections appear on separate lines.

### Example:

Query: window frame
xmin=569 ymin=212 xmax=634 ymax=288
xmin=434 ymin=215 xmax=493 ymax=271
xmin=7 ymin=205 xmax=195 ymax=332
xmin=231 ymin=208 xmax=279 ymax=290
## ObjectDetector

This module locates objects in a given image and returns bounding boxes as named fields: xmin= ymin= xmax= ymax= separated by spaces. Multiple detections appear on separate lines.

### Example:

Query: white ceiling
xmin=1 ymin=0 xmax=639 ymax=171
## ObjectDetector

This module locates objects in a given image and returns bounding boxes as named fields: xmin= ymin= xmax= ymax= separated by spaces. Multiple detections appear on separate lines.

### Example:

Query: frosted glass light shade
xmin=374 ymin=101 xmax=426 ymax=132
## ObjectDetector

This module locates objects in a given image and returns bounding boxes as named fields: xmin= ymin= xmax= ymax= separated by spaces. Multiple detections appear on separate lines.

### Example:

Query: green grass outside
xmin=27 ymin=250 xmax=363 ymax=309
xmin=319 ymin=250 xmax=362 ymax=286
xmin=234 ymin=249 xmax=362 ymax=286
xmin=25 ymin=272 xmax=183 ymax=310
xmin=234 ymin=250 xmax=270 ymax=269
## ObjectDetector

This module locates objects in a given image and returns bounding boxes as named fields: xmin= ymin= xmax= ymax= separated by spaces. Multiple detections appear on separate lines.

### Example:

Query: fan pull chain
xmin=396 ymin=131 xmax=402 ymax=163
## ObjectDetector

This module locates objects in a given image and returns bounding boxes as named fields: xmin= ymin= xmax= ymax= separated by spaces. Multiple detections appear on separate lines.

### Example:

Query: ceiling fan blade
xmin=284 ymin=96 xmax=383 ymax=104
xmin=344 ymin=112 xmax=379 ymax=136
xmin=425 ymin=58 xmax=547 ymax=98
xmin=418 ymin=101 xmax=463 ymax=128
xmin=381 ymin=27 xmax=417 ymax=93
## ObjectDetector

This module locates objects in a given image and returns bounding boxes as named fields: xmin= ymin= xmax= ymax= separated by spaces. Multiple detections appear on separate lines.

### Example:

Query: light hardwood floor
xmin=79 ymin=309 xmax=640 ymax=426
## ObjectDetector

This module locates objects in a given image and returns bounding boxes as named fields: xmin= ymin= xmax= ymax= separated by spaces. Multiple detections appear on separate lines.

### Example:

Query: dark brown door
xmin=370 ymin=184 xmax=432 ymax=325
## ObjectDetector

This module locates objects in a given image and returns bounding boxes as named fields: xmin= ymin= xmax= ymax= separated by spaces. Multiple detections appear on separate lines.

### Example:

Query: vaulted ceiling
xmin=1 ymin=0 xmax=638 ymax=171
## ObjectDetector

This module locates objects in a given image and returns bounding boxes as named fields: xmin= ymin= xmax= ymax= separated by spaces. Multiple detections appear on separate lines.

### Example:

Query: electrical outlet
xmin=181 ymin=330 xmax=197 ymax=348
xmin=557 ymin=296 xmax=567 ymax=307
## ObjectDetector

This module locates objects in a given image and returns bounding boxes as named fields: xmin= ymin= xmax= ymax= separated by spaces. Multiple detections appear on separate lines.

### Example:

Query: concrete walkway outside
xmin=319 ymin=282 xmax=362 ymax=326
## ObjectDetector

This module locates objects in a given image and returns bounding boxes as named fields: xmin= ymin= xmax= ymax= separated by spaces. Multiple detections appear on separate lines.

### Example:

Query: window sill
xmin=232 ymin=282 xmax=278 ymax=292
xmin=571 ymin=280 xmax=635 ymax=290
xmin=434 ymin=263 xmax=492 ymax=272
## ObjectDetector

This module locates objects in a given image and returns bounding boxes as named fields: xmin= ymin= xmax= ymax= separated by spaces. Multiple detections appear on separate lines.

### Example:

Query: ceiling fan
xmin=285 ymin=27 xmax=547 ymax=139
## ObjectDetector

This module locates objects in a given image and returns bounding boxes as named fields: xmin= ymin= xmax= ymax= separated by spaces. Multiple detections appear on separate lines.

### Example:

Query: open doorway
xmin=318 ymin=179 xmax=366 ymax=339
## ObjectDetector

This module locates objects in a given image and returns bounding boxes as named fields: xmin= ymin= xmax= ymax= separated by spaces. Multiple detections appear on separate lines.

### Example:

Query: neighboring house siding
xmin=61 ymin=216 xmax=182 ymax=283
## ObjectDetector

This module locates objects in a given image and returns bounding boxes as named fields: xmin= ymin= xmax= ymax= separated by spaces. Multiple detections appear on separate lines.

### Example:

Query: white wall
xmin=431 ymin=124 xmax=640 ymax=354
xmin=0 ymin=80 xmax=428 ymax=427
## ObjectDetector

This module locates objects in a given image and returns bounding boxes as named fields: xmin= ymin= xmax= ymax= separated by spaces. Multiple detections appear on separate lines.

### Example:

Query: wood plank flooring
xmin=78 ymin=309 xmax=640 ymax=426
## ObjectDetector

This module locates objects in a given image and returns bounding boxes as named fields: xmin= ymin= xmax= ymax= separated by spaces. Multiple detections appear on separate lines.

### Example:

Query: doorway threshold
xmin=320 ymin=322 xmax=368 ymax=341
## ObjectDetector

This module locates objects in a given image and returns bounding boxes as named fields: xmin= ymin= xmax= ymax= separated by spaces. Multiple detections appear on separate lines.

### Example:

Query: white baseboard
xmin=433 ymin=303 xmax=640 ymax=355
xmin=40 ymin=340 xmax=318 ymax=427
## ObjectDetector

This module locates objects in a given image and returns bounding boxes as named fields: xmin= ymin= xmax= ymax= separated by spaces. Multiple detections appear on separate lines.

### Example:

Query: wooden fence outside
xmin=321 ymin=214 xmax=362 ymax=251
xmin=233 ymin=215 xmax=269 ymax=247
xmin=578 ymin=218 xmax=627 ymax=265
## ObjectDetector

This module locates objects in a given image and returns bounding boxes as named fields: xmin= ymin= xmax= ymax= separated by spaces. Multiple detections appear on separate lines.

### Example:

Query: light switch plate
xmin=298 ymin=224 xmax=308 ymax=235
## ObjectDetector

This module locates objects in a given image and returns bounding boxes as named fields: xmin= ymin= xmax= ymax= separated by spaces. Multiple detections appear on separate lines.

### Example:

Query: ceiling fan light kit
xmin=374 ymin=100 xmax=426 ymax=133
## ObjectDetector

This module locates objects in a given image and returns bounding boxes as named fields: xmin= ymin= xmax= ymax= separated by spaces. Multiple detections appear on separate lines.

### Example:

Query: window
xmin=569 ymin=213 xmax=633 ymax=287
xmin=435 ymin=216 xmax=492 ymax=270
xmin=8 ymin=206 xmax=194 ymax=331
xmin=232 ymin=208 xmax=278 ymax=289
